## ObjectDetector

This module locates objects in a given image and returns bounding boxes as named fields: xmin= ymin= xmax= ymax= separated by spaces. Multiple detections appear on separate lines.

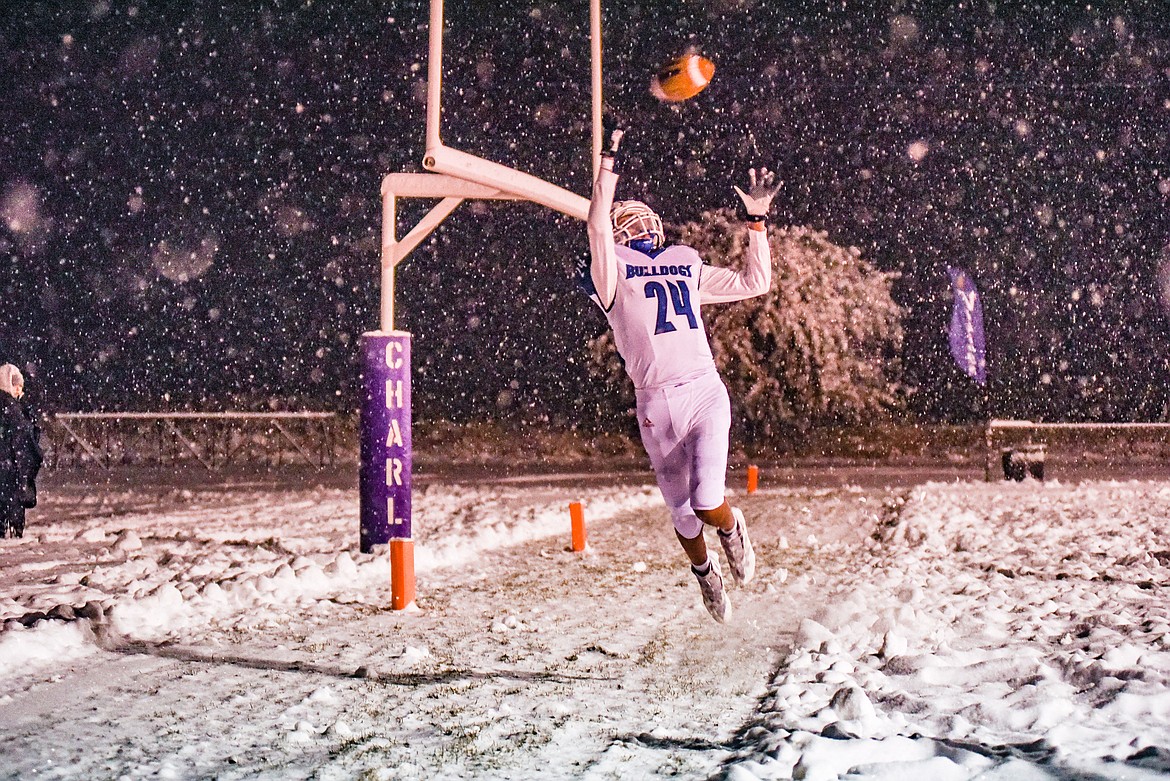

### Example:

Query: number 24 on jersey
xmin=645 ymin=280 xmax=698 ymax=335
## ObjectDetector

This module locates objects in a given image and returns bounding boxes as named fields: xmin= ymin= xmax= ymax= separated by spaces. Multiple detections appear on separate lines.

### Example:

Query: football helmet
xmin=610 ymin=200 xmax=664 ymax=250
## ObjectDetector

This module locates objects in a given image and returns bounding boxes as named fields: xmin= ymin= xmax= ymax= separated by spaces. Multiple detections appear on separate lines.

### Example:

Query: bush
xmin=589 ymin=211 xmax=904 ymax=439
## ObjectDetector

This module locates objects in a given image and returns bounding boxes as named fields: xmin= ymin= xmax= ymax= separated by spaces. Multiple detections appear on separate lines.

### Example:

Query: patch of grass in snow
xmin=636 ymin=629 xmax=673 ymax=667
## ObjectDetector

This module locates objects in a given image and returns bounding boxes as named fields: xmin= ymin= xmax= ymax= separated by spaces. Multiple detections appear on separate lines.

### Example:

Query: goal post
xmin=360 ymin=0 xmax=605 ymax=612
xmin=422 ymin=146 xmax=588 ymax=222
xmin=425 ymin=0 xmax=605 ymax=188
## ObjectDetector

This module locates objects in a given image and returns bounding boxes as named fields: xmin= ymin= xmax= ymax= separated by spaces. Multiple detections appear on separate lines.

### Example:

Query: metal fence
xmin=984 ymin=419 xmax=1170 ymax=481
xmin=46 ymin=412 xmax=352 ymax=470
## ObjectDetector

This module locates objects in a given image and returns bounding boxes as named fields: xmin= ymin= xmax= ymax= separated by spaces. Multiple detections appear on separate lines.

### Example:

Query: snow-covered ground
xmin=3 ymin=468 xmax=1170 ymax=780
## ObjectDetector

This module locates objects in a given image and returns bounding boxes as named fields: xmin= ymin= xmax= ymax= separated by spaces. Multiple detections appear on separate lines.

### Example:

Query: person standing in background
xmin=0 ymin=364 xmax=43 ymax=539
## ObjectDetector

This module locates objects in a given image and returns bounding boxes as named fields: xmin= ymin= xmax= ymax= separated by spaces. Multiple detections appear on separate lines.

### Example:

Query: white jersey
xmin=586 ymin=160 xmax=773 ymax=391
xmin=604 ymin=243 xmax=714 ymax=389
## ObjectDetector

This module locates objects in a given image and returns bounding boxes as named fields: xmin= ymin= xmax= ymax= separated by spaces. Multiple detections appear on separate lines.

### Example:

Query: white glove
xmin=602 ymin=128 xmax=624 ymax=158
xmin=733 ymin=167 xmax=782 ymax=220
xmin=608 ymin=128 xmax=624 ymax=155
xmin=599 ymin=128 xmax=624 ymax=174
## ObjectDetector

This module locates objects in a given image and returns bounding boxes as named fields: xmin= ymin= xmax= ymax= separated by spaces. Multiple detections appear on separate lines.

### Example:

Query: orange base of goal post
xmin=390 ymin=539 xmax=416 ymax=610
xmin=569 ymin=501 xmax=586 ymax=552
xmin=747 ymin=464 xmax=759 ymax=494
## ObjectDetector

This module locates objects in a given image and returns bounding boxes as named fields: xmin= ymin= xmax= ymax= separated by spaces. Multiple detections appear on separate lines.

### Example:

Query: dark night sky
xmin=1 ymin=1 xmax=1168 ymax=424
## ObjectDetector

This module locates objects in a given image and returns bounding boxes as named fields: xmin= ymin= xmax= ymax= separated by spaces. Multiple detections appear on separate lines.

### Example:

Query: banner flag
xmin=947 ymin=267 xmax=987 ymax=385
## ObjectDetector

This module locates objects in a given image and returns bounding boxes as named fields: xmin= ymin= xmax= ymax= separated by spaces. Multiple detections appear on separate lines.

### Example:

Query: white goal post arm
xmin=370 ymin=0 xmax=605 ymax=612
xmin=423 ymin=0 xmax=592 ymax=221
xmin=422 ymin=146 xmax=588 ymax=222
xmin=380 ymin=173 xmax=533 ymax=330
xmin=381 ymin=0 xmax=600 ymax=330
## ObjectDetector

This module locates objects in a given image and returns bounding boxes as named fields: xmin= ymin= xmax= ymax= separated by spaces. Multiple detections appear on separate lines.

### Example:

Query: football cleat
xmin=719 ymin=507 xmax=756 ymax=586
xmin=693 ymin=557 xmax=731 ymax=624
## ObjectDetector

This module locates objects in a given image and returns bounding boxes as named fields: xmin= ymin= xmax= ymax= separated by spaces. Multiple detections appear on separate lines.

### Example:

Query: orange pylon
xmin=390 ymin=539 xmax=415 ymax=610
xmin=569 ymin=502 xmax=586 ymax=551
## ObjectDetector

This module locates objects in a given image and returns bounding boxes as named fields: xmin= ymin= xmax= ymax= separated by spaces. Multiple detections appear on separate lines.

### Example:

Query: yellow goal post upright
xmin=360 ymin=0 xmax=605 ymax=610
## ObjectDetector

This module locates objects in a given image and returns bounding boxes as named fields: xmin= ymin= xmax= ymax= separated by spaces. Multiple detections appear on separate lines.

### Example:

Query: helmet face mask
xmin=610 ymin=200 xmax=664 ymax=250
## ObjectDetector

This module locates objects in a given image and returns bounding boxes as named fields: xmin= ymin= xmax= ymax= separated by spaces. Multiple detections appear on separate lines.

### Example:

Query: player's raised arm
xmin=700 ymin=167 xmax=782 ymax=304
xmin=587 ymin=129 xmax=624 ymax=310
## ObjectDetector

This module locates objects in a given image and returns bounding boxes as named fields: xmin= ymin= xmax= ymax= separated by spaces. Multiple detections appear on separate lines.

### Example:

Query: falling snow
xmin=0 ymin=3 xmax=1167 ymax=423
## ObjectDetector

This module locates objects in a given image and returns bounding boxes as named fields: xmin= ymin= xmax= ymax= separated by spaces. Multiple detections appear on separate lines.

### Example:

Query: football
xmin=650 ymin=53 xmax=715 ymax=102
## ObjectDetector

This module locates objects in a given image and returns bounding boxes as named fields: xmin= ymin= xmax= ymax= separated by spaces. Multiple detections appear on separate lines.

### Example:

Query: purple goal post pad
xmin=359 ymin=331 xmax=413 ymax=552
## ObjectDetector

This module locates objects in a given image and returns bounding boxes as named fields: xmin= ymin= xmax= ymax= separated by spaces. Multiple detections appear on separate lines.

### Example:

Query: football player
xmin=585 ymin=130 xmax=780 ymax=622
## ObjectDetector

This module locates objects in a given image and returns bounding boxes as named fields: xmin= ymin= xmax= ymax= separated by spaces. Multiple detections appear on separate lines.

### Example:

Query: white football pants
xmin=635 ymin=370 xmax=731 ymax=540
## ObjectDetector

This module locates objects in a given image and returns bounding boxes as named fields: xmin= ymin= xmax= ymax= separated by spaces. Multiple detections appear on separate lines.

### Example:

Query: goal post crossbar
xmin=422 ymin=147 xmax=589 ymax=223
xmin=381 ymin=0 xmax=601 ymax=332
xmin=423 ymin=0 xmax=603 ymax=195
xmin=380 ymin=173 xmax=529 ymax=331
